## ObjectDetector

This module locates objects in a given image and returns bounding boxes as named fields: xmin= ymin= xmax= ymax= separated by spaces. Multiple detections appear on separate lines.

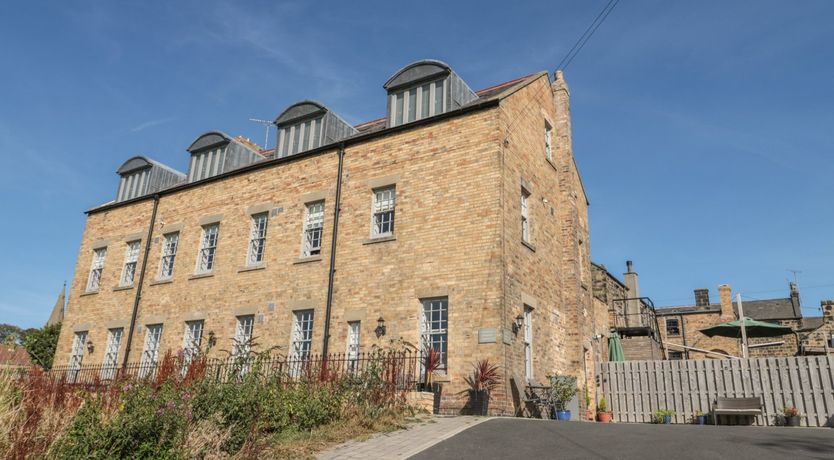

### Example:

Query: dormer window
xmin=274 ymin=101 xmax=356 ymax=158
xmin=390 ymin=79 xmax=445 ymax=126
xmin=186 ymin=131 xmax=263 ymax=183
xmin=384 ymin=60 xmax=478 ymax=128
xmin=115 ymin=156 xmax=185 ymax=203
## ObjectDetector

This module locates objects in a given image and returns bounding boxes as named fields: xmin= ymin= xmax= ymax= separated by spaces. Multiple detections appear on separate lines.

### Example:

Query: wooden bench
xmin=712 ymin=396 xmax=763 ymax=425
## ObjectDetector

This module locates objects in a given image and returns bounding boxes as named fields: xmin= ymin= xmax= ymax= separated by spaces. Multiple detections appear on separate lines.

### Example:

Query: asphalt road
xmin=409 ymin=418 xmax=834 ymax=460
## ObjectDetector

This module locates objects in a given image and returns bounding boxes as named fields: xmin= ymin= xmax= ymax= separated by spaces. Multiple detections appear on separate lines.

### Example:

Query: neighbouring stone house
xmin=591 ymin=261 xmax=663 ymax=361
xmin=656 ymin=283 xmax=834 ymax=359
xmin=56 ymin=60 xmax=594 ymax=415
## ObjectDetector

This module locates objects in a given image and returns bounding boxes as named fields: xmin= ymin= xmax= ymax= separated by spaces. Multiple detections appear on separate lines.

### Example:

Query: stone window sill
xmin=363 ymin=235 xmax=397 ymax=245
xmin=522 ymin=240 xmax=536 ymax=252
xmin=113 ymin=285 xmax=134 ymax=292
xmin=293 ymin=256 xmax=322 ymax=265
xmin=79 ymin=290 xmax=99 ymax=297
xmin=150 ymin=278 xmax=174 ymax=286
xmin=238 ymin=264 xmax=266 ymax=273
xmin=188 ymin=272 xmax=214 ymax=280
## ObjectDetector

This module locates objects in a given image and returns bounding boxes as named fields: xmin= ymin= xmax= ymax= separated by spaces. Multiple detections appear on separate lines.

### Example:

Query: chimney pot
xmin=626 ymin=260 xmax=633 ymax=273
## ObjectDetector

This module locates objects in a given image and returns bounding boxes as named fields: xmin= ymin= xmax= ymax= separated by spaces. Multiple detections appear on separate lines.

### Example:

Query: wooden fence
xmin=597 ymin=356 xmax=834 ymax=427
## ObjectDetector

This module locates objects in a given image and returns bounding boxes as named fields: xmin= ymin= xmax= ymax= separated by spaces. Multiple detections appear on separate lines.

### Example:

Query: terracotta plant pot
xmin=597 ymin=411 xmax=612 ymax=423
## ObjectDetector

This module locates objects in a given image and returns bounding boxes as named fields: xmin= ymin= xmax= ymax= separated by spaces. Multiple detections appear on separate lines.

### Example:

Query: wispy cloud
xmin=130 ymin=117 xmax=175 ymax=133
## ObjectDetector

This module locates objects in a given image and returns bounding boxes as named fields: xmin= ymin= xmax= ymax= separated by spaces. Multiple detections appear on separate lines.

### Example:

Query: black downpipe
xmin=122 ymin=194 xmax=160 ymax=367
xmin=322 ymin=144 xmax=345 ymax=357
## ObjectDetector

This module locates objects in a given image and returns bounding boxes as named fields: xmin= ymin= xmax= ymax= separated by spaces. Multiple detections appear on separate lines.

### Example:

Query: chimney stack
xmin=821 ymin=300 xmax=833 ymax=323
xmin=694 ymin=288 xmax=710 ymax=307
xmin=789 ymin=282 xmax=802 ymax=318
xmin=718 ymin=284 xmax=734 ymax=319
xmin=623 ymin=260 xmax=642 ymax=327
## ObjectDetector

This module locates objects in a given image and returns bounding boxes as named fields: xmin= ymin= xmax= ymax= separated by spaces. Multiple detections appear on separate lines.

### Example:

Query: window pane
xmin=407 ymin=88 xmax=417 ymax=122
xmin=421 ymin=84 xmax=430 ymax=119
xmin=395 ymin=93 xmax=404 ymax=125
xmin=434 ymin=79 xmax=444 ymax=114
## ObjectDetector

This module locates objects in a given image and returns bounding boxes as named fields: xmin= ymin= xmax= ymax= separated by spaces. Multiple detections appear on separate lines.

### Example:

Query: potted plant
xmin=783 ymin=406 xmax=801 ymax=427
xmin=462 ymin=359 xmax=501 ymax=415
xmin=546 ymin=374 xmax=577 ymax=421
xmin=584 ymin=386 xmax=596 ymax=421
xmin=597 ymin=396 xmax=612 ymax=423
xmin=655 ymin=409 xmax=675 ymax=424
xmin=421 ymin=347 xmax=441 ymax=392
xmin=694 ymin=410 xmax=706 ymax=425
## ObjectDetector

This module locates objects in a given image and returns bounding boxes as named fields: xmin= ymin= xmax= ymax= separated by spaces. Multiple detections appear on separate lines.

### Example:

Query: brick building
xmin=56 ymin=60 xmax=593 ymax=415
xmin=591 ymin=261 xmax=663 ymax=361
xmin=657 ymin=283 xmax=834 ymax=359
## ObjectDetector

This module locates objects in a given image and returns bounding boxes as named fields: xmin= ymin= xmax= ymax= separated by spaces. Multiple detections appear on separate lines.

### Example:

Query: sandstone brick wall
xmin=58 ymin=72 xmax=590 ymax=416
xmin=659 ymin=312 xmax=741 ymax=360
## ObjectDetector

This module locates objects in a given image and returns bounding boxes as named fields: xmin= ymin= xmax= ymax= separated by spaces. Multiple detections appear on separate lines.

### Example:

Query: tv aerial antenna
xmin=786 ymin=269 xmax=802 ymax=285
xmin=248 ymin=118 xmax=274 ymax=150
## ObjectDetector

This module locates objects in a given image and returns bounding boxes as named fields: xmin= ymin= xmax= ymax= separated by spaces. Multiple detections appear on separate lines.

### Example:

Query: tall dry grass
xmin=0 ymin=369 xmax=85 ymax=460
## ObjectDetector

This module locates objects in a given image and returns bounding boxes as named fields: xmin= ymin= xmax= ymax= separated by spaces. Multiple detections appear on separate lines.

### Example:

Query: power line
xmin=557 ymin=0 xmax=620 ymax=71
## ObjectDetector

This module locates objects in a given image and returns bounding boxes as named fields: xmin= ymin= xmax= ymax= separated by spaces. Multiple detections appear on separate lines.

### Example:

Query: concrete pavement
xmin=317 ymin=416 xmax=490 ymax=460
xmin=410 ymin=418 xmax=834 ymax=460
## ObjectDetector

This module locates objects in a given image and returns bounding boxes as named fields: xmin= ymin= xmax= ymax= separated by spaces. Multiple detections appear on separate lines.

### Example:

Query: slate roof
xmin=798 ymin=317 xmax=825 ymax=332
xmin=657 ymin=297 xmax=801 ymax=320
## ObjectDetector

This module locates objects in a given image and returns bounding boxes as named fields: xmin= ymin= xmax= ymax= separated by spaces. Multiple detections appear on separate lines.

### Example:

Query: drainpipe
xmin=679 ymin=314 xmax=689 ymax=359
xmin=322 ymin=144 xmax=345 ymax=357
xmin=122 ymin=194 xmax=160 ymax=367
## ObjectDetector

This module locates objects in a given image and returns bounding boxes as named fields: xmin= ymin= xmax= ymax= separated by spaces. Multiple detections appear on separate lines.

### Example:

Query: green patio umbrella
xmin=700 ymin=317 xmax=793 ymax=338
xmin=608 ymin=333 xmax=625 ymax=361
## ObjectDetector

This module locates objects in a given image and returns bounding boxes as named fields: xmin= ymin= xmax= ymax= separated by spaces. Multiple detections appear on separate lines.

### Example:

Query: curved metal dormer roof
xmin=383 ymin=59 xmax=452 ymax=92
xmin=273 ymin=100 xmax=357 ymax=158
xmin=115 ymin=155 xmax=186 ymax=203
xmin=274 ymin=100 xmax=328 ymax=127
xmin=187 ymin=131 xmax=235 ymax=153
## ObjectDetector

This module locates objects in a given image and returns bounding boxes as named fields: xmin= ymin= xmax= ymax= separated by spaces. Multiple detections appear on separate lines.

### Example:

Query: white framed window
xmin=158 ymin=232 xmax=179 ymax=279
xmin=372 ymin=186 xmax=396 ymax=238
xmin=233 ymin=315 xmax=254 ymax=358
xmin=545 ymin=121 xmax=553 ymax=161
xmin=67 ymin=331 xmax=87 ymax=382
xmin=521 ymin=188 xmax=531 ymax=243
xmin=247 ymin=213 xmax=268 ymax=265
xmin=101 ymin=328 xmax=123 ymax=380
xmin=302 ymin=201 xmax=324 ymax=257
xmin=86 ymin=248 xmax=107 ymax=292
xmin=346 ymin=321 xmax=360 ymax=371
xmin=524 ymin=305 xmax=533 ymax=380
xmin=420 ymin=298 xmax=448 ymax=372
xmin=182 ymin=320 xmax=204 ymax=365
xmin=120 ymin=241 xmax=141 ymax=287
xmin=139 ymin=324 xmax=163 ymax=378
xmin=196 ymin=224 xmax=219 ymax=273
xmin=390 ymin=79 xmax=446 ymax=127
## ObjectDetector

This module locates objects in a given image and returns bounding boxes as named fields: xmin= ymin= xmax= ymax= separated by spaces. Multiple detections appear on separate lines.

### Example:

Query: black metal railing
xmin=44 ymin=350 xmax=422 ymax=389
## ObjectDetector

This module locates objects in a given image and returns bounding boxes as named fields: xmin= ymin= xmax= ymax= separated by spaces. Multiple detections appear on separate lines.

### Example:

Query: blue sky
xmin=1 ymin=1 xmax=833 ymax=328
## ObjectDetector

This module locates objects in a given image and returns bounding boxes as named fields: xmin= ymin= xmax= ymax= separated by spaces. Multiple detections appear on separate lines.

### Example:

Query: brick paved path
xmin=317 ymin=416 xmax=490 ymax=460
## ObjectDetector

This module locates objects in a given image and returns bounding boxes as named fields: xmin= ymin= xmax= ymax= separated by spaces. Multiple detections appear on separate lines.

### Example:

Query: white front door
xmin=524 ymin=306 xmax=533 ymax=381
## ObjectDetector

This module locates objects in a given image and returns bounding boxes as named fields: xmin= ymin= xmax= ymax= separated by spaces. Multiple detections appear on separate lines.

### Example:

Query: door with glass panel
xmin=524 ymin=306 xmax=533 ymax=381
xmin=346 ymin=321 xmax=360 ymax=373
xmin=182 ymin=320 xmax=204 ymax=371
xmin=139 ymin=325 xmax=163 ymax=378
xmin=67 ymin=331 xmax=88 ymax=383
xmin=100 ymin=328 xmax=123 ymax=380
xmin=290 ymin=310 xmax=314 ymax=377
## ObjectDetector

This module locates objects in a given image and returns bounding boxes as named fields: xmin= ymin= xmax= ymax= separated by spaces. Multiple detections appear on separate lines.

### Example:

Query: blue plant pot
xmin=663 ymin=415 xmax=672 ymax=424
xmin=696 ymin=415 xmax=706 ymax=425
xmin=555 ymin=409 xmax=571 ymax=421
